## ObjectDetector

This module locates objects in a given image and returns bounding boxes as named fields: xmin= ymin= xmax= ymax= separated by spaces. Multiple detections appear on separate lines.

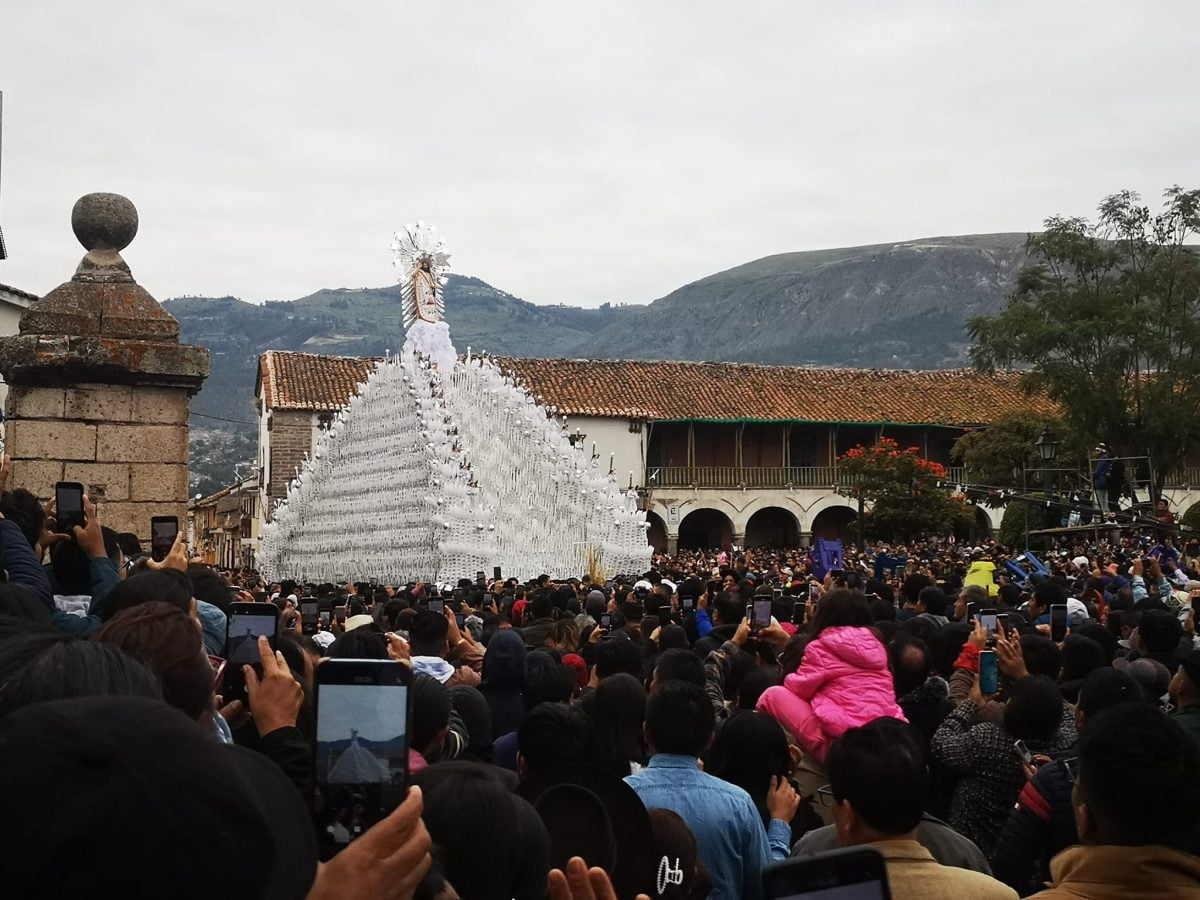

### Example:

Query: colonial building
xmin=188 ymin=475 xmax=260 ymax=569
xmin=258 ymin=350 xmax=1144 ymax=552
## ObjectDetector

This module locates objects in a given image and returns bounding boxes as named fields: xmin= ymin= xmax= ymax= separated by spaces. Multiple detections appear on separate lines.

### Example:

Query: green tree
xmin=969 ymin=187 xmax=1200 ymax=489
xmin=951 ymin=412 xmax=1089 ymax=501
xmin=837 ymin=438 xmax=976 ymax=540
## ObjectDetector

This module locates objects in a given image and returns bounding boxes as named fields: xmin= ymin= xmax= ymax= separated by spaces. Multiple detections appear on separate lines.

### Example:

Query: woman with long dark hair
xmin=590 ymin=672 xmax=648 ymax=776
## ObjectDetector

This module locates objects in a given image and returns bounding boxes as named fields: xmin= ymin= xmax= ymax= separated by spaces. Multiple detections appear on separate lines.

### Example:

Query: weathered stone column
xmin=0 ymin=193 xmax=209 ymax=540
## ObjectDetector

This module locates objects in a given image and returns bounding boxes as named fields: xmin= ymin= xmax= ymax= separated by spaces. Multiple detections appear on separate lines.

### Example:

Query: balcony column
xmin=733 ymin=531 xmax=746 ymax=550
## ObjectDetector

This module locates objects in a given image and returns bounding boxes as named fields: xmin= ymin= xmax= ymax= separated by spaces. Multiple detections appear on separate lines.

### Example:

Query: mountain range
xmin=167 ymin=232 xmax=1031 ymax=493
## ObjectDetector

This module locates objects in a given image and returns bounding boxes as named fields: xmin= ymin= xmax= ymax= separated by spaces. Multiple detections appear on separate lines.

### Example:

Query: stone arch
xmin=744 ymin=506 xmax=801 ymax=549
xmin=677 ymin=507 xmax=735 ymax=550
xmin=645 ymin=511 xmax=668 ymax=553
xmin=809 ymin=504 xmax=858 ymax=542
xmin=974 ymin=505 xmax=999 ymax=535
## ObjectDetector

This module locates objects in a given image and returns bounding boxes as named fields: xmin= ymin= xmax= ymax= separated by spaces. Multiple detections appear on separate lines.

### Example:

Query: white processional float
xmin=259 ymin=224 xmax=652 ymax=584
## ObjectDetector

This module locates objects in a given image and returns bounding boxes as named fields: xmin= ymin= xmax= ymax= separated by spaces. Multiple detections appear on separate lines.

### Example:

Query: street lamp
xmin=1035 ymin=429 xmax=1059 ymax=463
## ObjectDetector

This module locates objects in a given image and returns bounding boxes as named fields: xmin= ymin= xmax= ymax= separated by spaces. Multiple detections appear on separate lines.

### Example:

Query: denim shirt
xmin=625 ymin=753 xmax=790 ymax=900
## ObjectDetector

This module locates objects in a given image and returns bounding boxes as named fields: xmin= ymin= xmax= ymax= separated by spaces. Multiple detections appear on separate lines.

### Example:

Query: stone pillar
xmin=0 ymin=194 xmax=208 ymax=542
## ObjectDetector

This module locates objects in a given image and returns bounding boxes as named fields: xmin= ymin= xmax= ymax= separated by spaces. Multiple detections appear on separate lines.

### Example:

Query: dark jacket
xmin=1171 ymin=706 xmax=1200 ymax=740
xmin=693 ymin=623 xmax=738 ymax=660
xmin=991 ymin=758 xmax=1076 ymax=895
xmin=931 ymin=698 xmax=1075 ymax=859
xmin=1 ymin=520 xmax=52 ymax=608
xmin=519 ymin=616 xmax=556 ymax=650
xmin=898 ymin=676 xmax=954 ymax=751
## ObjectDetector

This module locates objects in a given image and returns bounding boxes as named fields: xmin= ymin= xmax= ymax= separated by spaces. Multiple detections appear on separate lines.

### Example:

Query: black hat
xmin=0 ymin=696 xmax=316 ymax=900
xmin=516 ymin=763 xmax=657 ymax=897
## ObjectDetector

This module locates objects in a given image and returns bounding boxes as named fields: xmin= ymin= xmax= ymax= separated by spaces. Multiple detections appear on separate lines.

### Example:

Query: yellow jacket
xmin=964 ymin=560 xmax=1000 ymax=597
xmin=873 ymin=840 xmax=1017 ymax=900
xmin=1028 ymin=844 xmax=1200 ymax=899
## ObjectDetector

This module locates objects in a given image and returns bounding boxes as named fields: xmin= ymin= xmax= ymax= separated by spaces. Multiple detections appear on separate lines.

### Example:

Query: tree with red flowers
xmin=837 ymin=438 xmax=976 ymax=539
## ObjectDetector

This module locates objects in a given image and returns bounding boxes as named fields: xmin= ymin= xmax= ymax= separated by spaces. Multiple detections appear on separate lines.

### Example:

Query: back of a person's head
xmin=889 ymin=636 xmax=930 ymax=697
xmin=1076 ymin=704 xmax=1200 ymax=850
xmin=917 ymin=585 xmax=948 ymax=616
xmin=107 ymin=569 xmax=194 ymax=618
xmin=594 ymin=633 xmax=642 ymax=680
xmin=187 ymin=564 xmax=231 ymax=613
xmin=408 ymin=609 xmax=449 ymax=654
xmin=411 ymin=672 xmax=451 ymax=753
xmin=591 ymin=672 xmax=647 ymax=774
xmin=1074 ymin=622 xmax=1118 ymax=664
xmin=529 ymin=592 xmax=553 ymax=620
xmin=1060 ymin=634 xmax=1107 ymax=682
xmin=713 ymin=590 xmax=744 ymax=626
xmin=0 ymin=627 xmax=161 ymax=718
xmin=524 ymin=651 xmax=574 ymax=708
xmin=807 ymin=588 xmax=873 ymax=638
xmin=645 ymin=680 xmax=714 ymax=757
xmin=94 ymin=603 xmax=212 ymax=721
xmin=0 ymin=488 xmax=43 ymax=549
xmin=1020 ymin=634 xmax=1062 ymax=680
xmin=1077 ymin=667 xmax=1144 ymax=719
xmin=826 ymin=718 xmax=927 ymax=836
xmin=656 ymin=623 xmax=689 ymax=650
xmin=1003 ymin=675 xmax=1064 ymax=742
xmin=901 ymin=573 xmax=933 ymax=605
xmin=0 ymin=696 xmax=316 ymax=899
xmin=412 ymin=761 xmax=551 ymax=900
xmin=959 ymin=584 xmax=988 ymax=609
xmin=736 ymin=666 xmax=782 ymax=711
xmin=326 ymin=627 xmax=387 ymax=660
xmin=51 ymin=527 xmax=121 ymax=595
xmin=517 ymin=702 xmax=596 ymax=776
xmin=705 ymin=710 xmax=790 ymax=817
xmin=925 ymin=621 xmax=970 ymax=677
xmin=653 ymin=648 xmax=705 ymax=689
xmin=1034 ymin=580 xmax=1066 ymax=609
xmin=1139 ymin=609 xmax=1184 ymax=654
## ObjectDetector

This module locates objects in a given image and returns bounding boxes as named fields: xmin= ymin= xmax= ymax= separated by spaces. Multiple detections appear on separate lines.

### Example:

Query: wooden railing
xmin=644 ymin=464 xmax=1200 ymax=492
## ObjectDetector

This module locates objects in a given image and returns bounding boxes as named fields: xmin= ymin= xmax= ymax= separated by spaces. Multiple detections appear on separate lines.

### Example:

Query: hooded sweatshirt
xmin=479 ymin=630 xmax=527 ymax=737
xmin=964 ymin=560 xmax=1000 ymax=597
xmin=758 ymin=625 xmax=906 ymax=761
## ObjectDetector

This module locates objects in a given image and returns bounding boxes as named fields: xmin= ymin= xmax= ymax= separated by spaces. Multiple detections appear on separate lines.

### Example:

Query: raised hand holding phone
xmin=244 ymin=635 xmax=303 ymax=735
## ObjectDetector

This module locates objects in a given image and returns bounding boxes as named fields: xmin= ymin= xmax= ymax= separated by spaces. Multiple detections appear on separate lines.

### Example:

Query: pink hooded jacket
xmin=757 ymin=625 xmax=906 ymax=762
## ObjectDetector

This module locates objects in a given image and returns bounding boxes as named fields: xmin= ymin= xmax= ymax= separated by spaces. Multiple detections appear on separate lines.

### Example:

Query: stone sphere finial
xmin=71 ymin=193 xmax=138 ymax=252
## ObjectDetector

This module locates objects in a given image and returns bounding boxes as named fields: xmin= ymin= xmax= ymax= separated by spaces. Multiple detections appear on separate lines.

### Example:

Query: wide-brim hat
xmin=516 ymin=763 xmax=656 ymax=897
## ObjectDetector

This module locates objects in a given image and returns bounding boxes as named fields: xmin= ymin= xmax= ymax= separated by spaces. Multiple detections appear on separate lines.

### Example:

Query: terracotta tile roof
xmin=493 ymin=357 xmax=1053 ymax=427
xmin=259 ymin=351 xmax=379 ymax=411
xmin=258 ymin=350 xmax=1052 ymax=426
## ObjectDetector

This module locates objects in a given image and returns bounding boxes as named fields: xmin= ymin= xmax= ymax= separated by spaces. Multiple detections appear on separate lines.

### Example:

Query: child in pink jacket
xmin=757 ymin=625 xmax=906 ymax=763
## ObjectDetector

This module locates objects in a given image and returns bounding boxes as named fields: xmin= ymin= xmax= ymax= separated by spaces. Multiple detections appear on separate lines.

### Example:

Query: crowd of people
xmin=0 ymin=476 xmax=1199 ymax=898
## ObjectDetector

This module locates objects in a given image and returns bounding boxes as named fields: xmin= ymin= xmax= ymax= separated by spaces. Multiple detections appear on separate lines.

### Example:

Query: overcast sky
xmin=2 ymin=2 xmax=1198 ymax=307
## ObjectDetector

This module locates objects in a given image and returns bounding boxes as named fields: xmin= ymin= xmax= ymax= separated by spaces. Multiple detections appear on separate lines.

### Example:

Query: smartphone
xmin=222 ymin=602 xmax=279 ymax=704
xmin=225 ymin=602 xmax=279 ymax=666
xmin=979 ymin=649 xmax=999 ymax=695
xmin=320 ymin=610 xmax=331 ymax=628
xmin=150 ymin=515 xmax=179 ymax=562
xmin=1050 ymin=604 xmax=1069 ymax=642
xmin=808 ymin=583 xmax=820 ymax=601
xmin=314 ymin=659 xmax=411 ymax=858
xmin=475 ymin=570 xmax=485 ymax=585
xmin=763 ymin=846 xmax=892 ymax=900
xmin=301 ymin=599 xmax=319 ymax=636
xmin=1013 ymin=739 xmax=1033 ymax=767
xmin=454 ymin=612 xmax=465 ymax=628
xmin=752 ymin=598 xmax=772 ymax=631
xmin=493 ymin=566 xmax=502 ymax=581
xmin=792 ymin=601 xmax=806 ymax=626
xmin=681 ymin=596 xmax=695 ymax=611
xmin=55 ymin=482 xmax=86 ymax=533
xmin=977 ymin=608 xmax=998 ymax=641
xmin=600 ymin=614 xmax=611 ymax=631
xmin=428 ymin=598 xmax=445 ymax=616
